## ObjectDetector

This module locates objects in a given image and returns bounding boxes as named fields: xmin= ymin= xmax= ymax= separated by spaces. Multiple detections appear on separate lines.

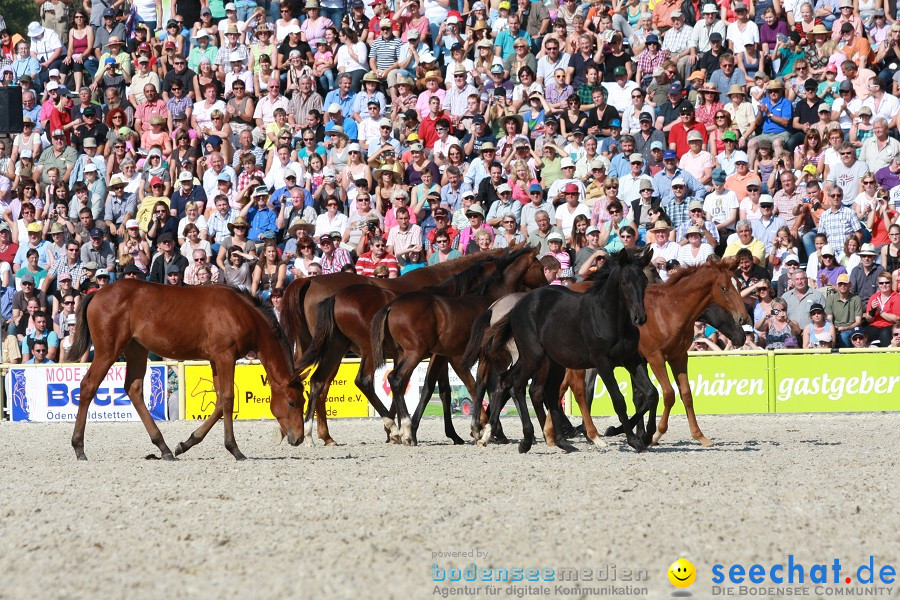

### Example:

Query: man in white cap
xmin=103 ymin=175 xmax=137 ymax=239
xmin=486 ymin=182 xmax=522 ymax=229
xmin=547 ymin=157 xmax=586 ymax=204
xmin=215 ymin=23 xmax=248 ymax=80
xmin=324 ymin=101 xmax=358 ymax=141
xmin=619 ymin=153 xmax=653 ymax=206
xmin=690 ymin=4 xmax=727 ymax=55
xmin=27 ymin=22 xmax=64 ymax=88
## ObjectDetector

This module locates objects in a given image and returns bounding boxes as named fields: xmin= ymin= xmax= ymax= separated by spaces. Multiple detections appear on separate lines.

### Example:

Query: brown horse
xmin=281 ymin=249 xmax=507 ymax=355
xmin=369 ymin=246 xmax=547 ymax=445
xmin=68 ymin=281 xmax=305 ymax=460
xmin=293 ymin=253 xmax=508 ymax=446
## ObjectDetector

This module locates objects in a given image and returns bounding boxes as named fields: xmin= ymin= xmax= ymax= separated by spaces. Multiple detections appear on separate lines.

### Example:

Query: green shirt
xmin=826 ymin=293 xmax=862 ymax=328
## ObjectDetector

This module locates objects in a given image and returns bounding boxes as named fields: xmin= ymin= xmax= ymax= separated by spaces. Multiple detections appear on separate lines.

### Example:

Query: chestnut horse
xmin=294 ymin=255 xmax=506 ymax=446
xmin=68 ymin=281 xmax=305 ymax=460
xmin=369 ymin=246 xmax=547 ymax=445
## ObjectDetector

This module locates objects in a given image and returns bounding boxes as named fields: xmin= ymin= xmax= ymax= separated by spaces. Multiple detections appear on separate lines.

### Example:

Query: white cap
xmin=733 ymin=150 xmax=749 ymax=163
xmin=347 ymin=142 xmax=361 ymax=153
xmin=84 ymin=163 xmax=98 ymax=173
xmin=497 ymin=183 xmax=511 ymax=194
xmin=194 ymin=28 xmax=209 ymax=39
xmin=228 ymin=51 xmax=243 ymax=62
xmin=323 ymin=166 xmax=336 ymax=177
xmin=560 ymin=157 xmax=575 ymax=168
xmin=702 ymin=3 xmax=718 ymax=12
xmin=178 ymin=170 xmax=193 ymax=182
xmin=327 ymin=102 xmax=342 ymax=113
xmin=671 ymin=176 xmax=686 ymax=186
xmin=547 ymin=232 xmax=564 ymax=242
xmin=48 ymin=68 xmax=60 ymax=77
xmin=46 ymin=81 xmax=59 ymax=91
xmin=820 ymin=244 xmax=835 ymax=256
xmin=126 ymin=219 xmax=140 ymax=229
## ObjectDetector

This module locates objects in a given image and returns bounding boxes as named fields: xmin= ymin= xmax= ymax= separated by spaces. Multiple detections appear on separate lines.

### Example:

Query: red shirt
xmin=418 ymin=115 xmax=442 ymax=150
xmin=426 ymin=226 xmax=459 ymax=253
xmin=866 ymin=292 xmax=899 ymax=329
xmin=355 ymin=251 xmax=399 ymax=277
xmin=668 ymin=121 xmax=707 ymax=159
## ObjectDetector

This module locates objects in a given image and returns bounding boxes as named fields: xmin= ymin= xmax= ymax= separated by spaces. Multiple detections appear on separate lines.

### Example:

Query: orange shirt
xmin=652 ymin=0 xmax=680 ymax=30
xmin=724 ymin=171 xmax=754 ymax=201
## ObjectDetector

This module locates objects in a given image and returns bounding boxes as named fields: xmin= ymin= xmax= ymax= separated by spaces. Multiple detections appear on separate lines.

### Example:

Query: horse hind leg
xmin=543 ymin=363 xmax=578 ymax=453
xmin=354 ymin=354 xmax=398 ymax=444
xmin=436 ymin=360 xmax=465 ymax=445
xmin=72 ymin=352 xmax=121 ymax=460
xmin=120 ymin=342 xmax=176 ymax=460
xmin=214 ymin=362 xmax=246 ymax=460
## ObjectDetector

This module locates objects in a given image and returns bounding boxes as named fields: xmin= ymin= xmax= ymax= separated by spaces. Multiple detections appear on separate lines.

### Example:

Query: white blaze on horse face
xmin=273 ymin=425 xmax=286 ymax=445
xmin=731 ymin=277 xmax=740 ymax=292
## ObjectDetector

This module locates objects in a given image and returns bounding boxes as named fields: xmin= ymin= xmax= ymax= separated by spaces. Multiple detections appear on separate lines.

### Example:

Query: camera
xmin=366 ymin=222 xmax=378 ymax=232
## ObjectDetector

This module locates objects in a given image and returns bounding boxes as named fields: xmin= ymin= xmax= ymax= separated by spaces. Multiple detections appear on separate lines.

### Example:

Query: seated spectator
xmin=355 ymin=237 xmax=399 ymax=278
xmin=802 ymin=303 xmax=835 ymax=349
xmin=862 ymin=273 xmax=899 ymax=346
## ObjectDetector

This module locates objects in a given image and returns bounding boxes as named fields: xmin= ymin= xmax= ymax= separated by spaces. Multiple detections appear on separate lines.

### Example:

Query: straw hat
xmin=227 ymin=216 xmax=249 ymax=234
xmin=374 ymin=164 xmax=403 ymax=183
xmin=288 ymin=218 xmax=315 ymax=237
xmin=810 ymin=24 xmax=829 ymax=35
xmin=423 ymin=70 xmax=442 ymax=84
xmin=501 ymin=113 xmax=524 ymax=129
xmin=648 ymin=220 xmax=673 ymax=232
xmin=765 ymin=79 xmax=785 ymax=91
xmin=727 ymin=84 xmax=746 ymax=96
xmin=362 ymin=71 xmax=382 ymax=84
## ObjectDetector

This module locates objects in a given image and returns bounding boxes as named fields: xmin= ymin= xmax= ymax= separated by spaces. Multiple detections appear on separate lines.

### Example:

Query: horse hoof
xmin=324 ymin=439 xmax=338 ymax=447
xmin=641 ymin=432 xmax=654 ymax=446
xmin=697 ymin=436 xmax=714 ymax=447
xmin=450 ymin=437 xmax=465 ymax=445
xmin=302 ymin=438 xmax=314 ymax=448
xmin=517 ymin=439 xmax=533 ymax=454
xmin=603 ymin=426 xmax=622 ymax=437
xmin=161 ymin=452 xmax=178 ymax=461
xmin=627 ymin=437 xmax=648 ymax=453
xmin=234 ymin=453 xmax=247 ymax=461
xmin=651 ymin=431 xmax=664 ymax=445
xmin=490 ymin=434 xmax=510 ymax=445
xmin=557 ymin=440 xmax=579 ymax=453
xmin=588 ymin=436 xmax=609 ymax=448
xmin=145 ymin=453 xmax=161 ymax=460
xmin=476 ymin=439 xmax=487 ymax=447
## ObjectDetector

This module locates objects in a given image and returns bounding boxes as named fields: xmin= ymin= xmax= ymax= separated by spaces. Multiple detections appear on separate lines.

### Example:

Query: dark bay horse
xmin=475 ymin=248 xmax=654 ymax=454
xmin=68 ymin=281 xmax=305 ymax=460
xmin=281 ymin=249 xmax=507 ymax=354
xmin=369 ymin=246 xmax=547 ymax=446
xmin=294 ymin=253 xmax=510 ymax=446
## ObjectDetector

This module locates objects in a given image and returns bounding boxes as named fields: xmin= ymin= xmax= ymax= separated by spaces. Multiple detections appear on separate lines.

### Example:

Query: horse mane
xmin=423 ymin=249 xmax=518 ymax=296
xmin=469 ymin=246 xmax=534 ymax=295
xmin=231 ymin=286 xmax=294 ymax=361
xmin=659 ymin=259 xmax=730 ymax=289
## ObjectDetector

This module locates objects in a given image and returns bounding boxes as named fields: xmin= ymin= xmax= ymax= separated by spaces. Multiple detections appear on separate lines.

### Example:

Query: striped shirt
xmin=369 ymin=36 xmax=403 ymax=71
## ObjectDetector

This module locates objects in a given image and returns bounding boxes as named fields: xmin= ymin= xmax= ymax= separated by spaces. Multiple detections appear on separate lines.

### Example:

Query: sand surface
xmin=0 ymin=413 xmax=897 ymax=600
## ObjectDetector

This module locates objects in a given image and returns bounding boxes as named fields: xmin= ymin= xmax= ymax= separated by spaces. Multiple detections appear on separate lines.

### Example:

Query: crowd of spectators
xmin=1 ymin=0 xmax=900 ymax=363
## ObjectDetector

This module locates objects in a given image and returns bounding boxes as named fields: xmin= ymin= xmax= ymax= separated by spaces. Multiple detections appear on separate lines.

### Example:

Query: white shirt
xmin=603 ymin=80 xmax=640 ymax=114
xmin=547 ymin=178 xmax=586 ymax=205
xmin=30 ymin=29 xmax=63 ymax=62
xmin=703 ymin=189 xmax=739 ymax=225
xmin=726 ymin=20 xmax=759 ymax=50
xmin=536 ymin=53 xmax=571 ymax=83
xmin=862 ymin=93 xmax=900 ymax=122
xmin=555 ymin=202 xmax=591 ymax=237
xmin=335 ymin=42 xmax=368 ymax=72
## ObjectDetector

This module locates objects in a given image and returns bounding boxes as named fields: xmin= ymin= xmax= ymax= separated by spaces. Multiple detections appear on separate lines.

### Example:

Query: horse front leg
xmin=562 ymin=368 xmax=605 ymax=448
xmin=597 ymin=364 xmax=646 ymax=453
xmin=672 ymin=355 xmax=712 ymax=446
xmin=175 ymin=363 xmax=226 ymax=457
xmin=122 ymin=343 xmax=176 ymax=460
xmin=652 ymin=355 xmax=682 ymax=446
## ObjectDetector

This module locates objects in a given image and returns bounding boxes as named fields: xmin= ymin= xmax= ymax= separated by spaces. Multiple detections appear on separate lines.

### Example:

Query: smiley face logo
xmin=668 ymin=559 xmax=696 ymax=588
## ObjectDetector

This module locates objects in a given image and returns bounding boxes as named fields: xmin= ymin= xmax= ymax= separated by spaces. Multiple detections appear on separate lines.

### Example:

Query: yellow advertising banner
xmin=183 ymin=363 xmax=369 ymax=420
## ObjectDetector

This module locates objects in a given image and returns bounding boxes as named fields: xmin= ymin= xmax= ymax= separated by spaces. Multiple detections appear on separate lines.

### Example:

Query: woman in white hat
xmin=119 ymin=219 xmax=152 ymax=274
xmin=677 ymin=225 xmax=714 ymax=266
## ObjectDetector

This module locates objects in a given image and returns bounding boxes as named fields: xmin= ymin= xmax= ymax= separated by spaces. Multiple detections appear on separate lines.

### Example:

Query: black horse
xmin=477 ymin=248 xmax=655 ymax=454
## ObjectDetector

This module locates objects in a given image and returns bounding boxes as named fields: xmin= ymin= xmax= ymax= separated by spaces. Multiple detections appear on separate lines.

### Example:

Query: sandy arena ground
xmin=0 ymin=413 xmax=897 ymax=600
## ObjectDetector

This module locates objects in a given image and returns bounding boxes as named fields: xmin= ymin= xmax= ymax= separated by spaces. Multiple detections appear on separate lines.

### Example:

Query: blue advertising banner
xmin=5 ymin=364 xmax=168 ymax=422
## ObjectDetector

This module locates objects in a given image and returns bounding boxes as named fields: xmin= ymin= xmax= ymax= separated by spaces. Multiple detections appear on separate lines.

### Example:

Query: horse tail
xmin=460 ymin=308 xmax=493 ymax=371
xmin=281 ymin=277 xmax=312 ymax=361
xmin=296 ymin=295 xmax=339 ymax=378
xmin=370 ymin=304 xmax=392 ymax=370
xmin=67 ymin=292 xmax=96 ymax=360
xmin=482 ymin=315 xmax=514 ymax=371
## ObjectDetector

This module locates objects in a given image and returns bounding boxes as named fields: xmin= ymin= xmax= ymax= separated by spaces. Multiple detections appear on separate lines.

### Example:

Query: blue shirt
xmin=652 ymin=168 xmax=707 ymax=204
xmin=325 ymin=119 xmax=358 ymax=142
xmin=246 ymin=205 xmax=278 ymax=241
xmin=494 ymin=29 xmax=532 ymax=61
xmin=323 ymin=89 xmax=357 ymax=120
xmin=14 ymin=241 xmax=52 ymax=269
xmin=761 ymin=96 xmax=792 ymax=135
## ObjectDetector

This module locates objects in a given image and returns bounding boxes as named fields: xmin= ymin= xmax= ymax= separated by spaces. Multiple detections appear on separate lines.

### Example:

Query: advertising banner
xmin=5 ymin=364 xmax=168 ymax=422
xmin=572 ymin=353 xmax=771 ymax=417
xmin=184 ymin=362 xmax=370 ymax=420
xmin=773 ymin=352 xmax=900 ymax=412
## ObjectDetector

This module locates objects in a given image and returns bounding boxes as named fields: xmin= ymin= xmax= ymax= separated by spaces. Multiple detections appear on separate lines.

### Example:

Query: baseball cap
xmin=821 ymin=244 xmax=835 ymax=256
xmin=671 ymin=177 xmax=686 ymax=187
xmin=564 ymin=183 xmax=579 ymax=194
xmin=96 ymin=269 xmax=110 ymax=278
xmin=651 ymin=141 xmax=664 ymax=151
xmin=723 ymin=130 xmax=737 ymax=142
xmin=21 ymin=273 xmax=35 ymax=284
xmin=90 ymin=227 xmax=104 ymax=238
xmin=836 ymin=273 xmax=850 ymax=284
xmin=809 ymin=302 xmax=825 ymax=314
xmin=712 ymin=168 xmax=727 ymax=184
xmin=630 ymin=153 xmax=644 ymax=163
xmin=851 ymin=326 xmax=866 ymax=339
xmin=639 ymin=111 xmax=653 ymax=122
xmin=784 ymin=254 xmax=800 ymax=265
xmin=668 ymin=81 xmax=683 ymax=94
xmin=688 ymin=199 xmax=704 ymax=211
xmin=547 ymin=232 xmax=564 ymax=242
xmin=529 ymin=183 xmax=543 ymax=194
xmin=497 ymin=183 xmax=512 ymax=194
xmin=59 ymin=272 xmax=73 ymax=282
xmin=662 ymin=149 xmax=677 ymax=160
xmin=733 ymin=150 xmax=749 ymax=163
xmin=560 ymin=157 xmax=575 ymax=169
xmin=639 ymin=179 xmax=654 ymax=191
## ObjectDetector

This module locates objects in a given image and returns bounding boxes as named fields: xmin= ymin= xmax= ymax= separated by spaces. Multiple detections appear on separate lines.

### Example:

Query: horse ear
xmin=719 ymin=256 xmax=738 ymax=270
xmin=636 ymin=245 xmax=654 ymax=269
xmin=530 ymin=244 xmax=541 ymax=256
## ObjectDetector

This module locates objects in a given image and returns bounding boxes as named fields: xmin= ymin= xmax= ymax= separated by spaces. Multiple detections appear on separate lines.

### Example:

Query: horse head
xmin=701 ymin=303 xmax=749 ymax=347
xmin=617 ymin=246 xmax=652 ymax=327
xmin=707 ymin=256 xmax=751 ymax=327
xmin=270 ymin=376 xmax=306 ymax=446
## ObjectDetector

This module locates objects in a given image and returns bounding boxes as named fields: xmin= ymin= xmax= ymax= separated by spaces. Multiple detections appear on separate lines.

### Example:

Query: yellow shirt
xmin=137 ymin=195 xmax=171 ymax=232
